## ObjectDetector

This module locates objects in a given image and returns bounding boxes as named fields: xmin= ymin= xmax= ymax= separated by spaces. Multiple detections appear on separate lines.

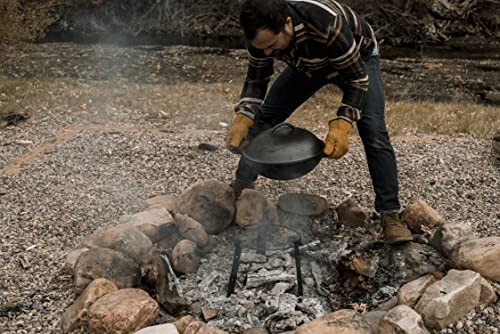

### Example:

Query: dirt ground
xmin=0 ymin=43 xmax=499 ymax=334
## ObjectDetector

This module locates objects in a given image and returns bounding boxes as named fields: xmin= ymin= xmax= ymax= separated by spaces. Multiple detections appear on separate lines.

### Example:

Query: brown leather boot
xmin=230 ymin=180 xmax=255 ymax=199
xmin=381 ymin=212 xmax=413 ymax=244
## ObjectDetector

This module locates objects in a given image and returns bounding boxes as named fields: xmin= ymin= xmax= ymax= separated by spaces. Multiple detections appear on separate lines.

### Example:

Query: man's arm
xmin=235 ymin=46 xmax=274 ymax=120
xmin=326 ymin=13 xmax=369 ymax=123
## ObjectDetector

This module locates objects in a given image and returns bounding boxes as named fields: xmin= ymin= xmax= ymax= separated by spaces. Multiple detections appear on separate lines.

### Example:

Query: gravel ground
xmin=0 ymin=43 xmax=499 ymax=333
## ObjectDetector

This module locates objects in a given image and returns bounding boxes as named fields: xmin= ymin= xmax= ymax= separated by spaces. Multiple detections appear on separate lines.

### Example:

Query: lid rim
xmin=242 ymin=149 xmax=324 ymax=165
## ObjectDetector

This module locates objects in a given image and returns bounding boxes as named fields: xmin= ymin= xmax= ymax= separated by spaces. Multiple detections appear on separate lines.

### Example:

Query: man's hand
xmin=226 ymin=114 xmax=255 ymax=154
xmin=324 ymin=119 xmax=353 ymax=159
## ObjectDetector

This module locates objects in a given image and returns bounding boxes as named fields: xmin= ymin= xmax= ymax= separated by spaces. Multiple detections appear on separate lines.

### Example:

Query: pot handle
xmin=271 ymin=123 xmax=295 ymax=135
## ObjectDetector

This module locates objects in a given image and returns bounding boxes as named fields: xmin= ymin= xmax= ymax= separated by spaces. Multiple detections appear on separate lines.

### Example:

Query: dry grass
xmin=1 ymin=77 xmax=498 ymax=139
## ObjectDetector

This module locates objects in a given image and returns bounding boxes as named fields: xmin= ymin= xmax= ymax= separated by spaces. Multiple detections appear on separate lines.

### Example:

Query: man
xmin=226 ymin=0 xmax=412 ymax=244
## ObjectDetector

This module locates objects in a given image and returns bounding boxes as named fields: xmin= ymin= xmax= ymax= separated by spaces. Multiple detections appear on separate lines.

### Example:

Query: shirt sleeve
xmin=326 ymin=14 xmax=369 ymax=122
xmin=235 ymin=46 xmax=274 ymax=120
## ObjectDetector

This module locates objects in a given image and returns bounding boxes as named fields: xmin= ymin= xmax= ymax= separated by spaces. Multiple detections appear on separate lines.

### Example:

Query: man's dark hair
xmin=240 ymin=0 xmax=290 ymax=41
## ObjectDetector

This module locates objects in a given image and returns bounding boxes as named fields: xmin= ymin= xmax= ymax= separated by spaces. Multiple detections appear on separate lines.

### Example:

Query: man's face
xmin=251 ymin=17 xmax=294 ymax=57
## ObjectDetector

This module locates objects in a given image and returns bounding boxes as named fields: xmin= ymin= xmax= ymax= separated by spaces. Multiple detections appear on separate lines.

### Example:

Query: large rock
xmin=415 ymin=269 xmax=485 ymax=330
xmin=175 ymin=315 xmax=194 ymax=333
xmin=143 ymin=194 xmax=179 ymax=211
xmin=73 ymin=248 xmax=141 ymax=293
xmin=134 ymin=324 xmax=179 ymax=334
xmin=278 ymin=193 xmax=329 ymax=216
xmin=295 ymin=309 xmax=372 ymax=334
xmin=61 ymin=278 xmax=118 ymax=333
xmin=184 ymin=321 xmax=229 ymax=334
xmin=173 ymin=213 xmax=210 ymax=248
xmin=177 ymin=180 xmax=235 ymax=234
xmin=402 ymin=200 xmax=443 ymax=233
xmin=397 ymin=274 xmax=436 ymax=308
xmin=64 ymin=248 xmax=89 ymax=275
xmin=363 ymin=311 xmax=387 ymax=334
xmin=430 ymin=221 xmax=473 ymax=256
xmin=88 ymin=289 xmax=159 ymax=334
xmin=379 ymin=305 xmax=430 ymax=334
xmin=336 ymin=197 xmax=369 ymax=227
xmin=171 ymin=240 xmax=200 ymax=274
xmin=121 ymin=208 xmax=175 ymax=243
xmin=452 ymin=237 xmax=500 ymax=282
xmin=236 ymin=189 xmax=278 ymax=227
xmin=480 ymin=277 xmax=498 ymax=306
xmin=79 ymin=224 xmax=154 ymax=265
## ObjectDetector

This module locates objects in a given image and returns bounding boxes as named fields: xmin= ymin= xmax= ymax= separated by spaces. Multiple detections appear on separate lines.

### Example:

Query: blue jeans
xmin=236 ymin=56 xmax=400 ymax=212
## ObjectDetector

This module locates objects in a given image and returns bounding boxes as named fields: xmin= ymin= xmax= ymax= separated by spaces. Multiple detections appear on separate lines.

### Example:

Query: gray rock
xmin=277 ymin=193 xmax=329 ymax=216
xmin=73 ymin=248 xmax=141 ymax=294
xmin=61 ymin=278 xmax=118 ymax=333
xmin=452 ymin=237 xmax=500 ymax=282
xmin=430 ymin=221 xmax=473 ymax=256
xmin=171 ymin=239 xmax=200 ymax=274
xmin=64 ymin=248 xmax=89 ymax=275
xmin=295 ymin=309 xmax=372 ymax=334
xmin=397 ymin=274 xmax=436 ymax=308
xmin=402 ymin=199 xmax=443 ymax=234
xmin=236 ymin=189 xmax=278 ymax=227
xmin=379 ymin=305 xmax=430 ymax=334
xmin=122 ymin=208 xmax=175 ymax=243
xmin=391 ymin=242 xmax=445 ymax=283
xmin=336 ymin=197 xmax=369 ymax=227
xmin=143 ymin=194 xmax=179 ymax=211
xmin=79 ymin=224 xmax=154 ymax=265
xmin=415 ymin=269 xmax=483 ymax=330
xmin=177 ymin=180 xmax=235 ymax=234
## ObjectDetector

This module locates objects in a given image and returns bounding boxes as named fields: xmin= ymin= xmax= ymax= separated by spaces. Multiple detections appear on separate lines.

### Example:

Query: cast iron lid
xmin=242 ymin=123 xmax=325 ymax=164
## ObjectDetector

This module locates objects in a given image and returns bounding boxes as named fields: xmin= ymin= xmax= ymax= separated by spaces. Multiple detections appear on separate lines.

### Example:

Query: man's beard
xmin=270 ymin=32 xmax=295 ymax=58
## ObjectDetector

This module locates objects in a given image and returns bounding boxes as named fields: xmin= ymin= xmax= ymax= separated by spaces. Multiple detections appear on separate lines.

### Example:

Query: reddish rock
xmin=402 ymin=200 xmax=443 ymax=233
xmin=88 ymin=289 xmax=159 ymax=334
xmin=175 ymin=315 xmax=194 ymax=333
xmin=171 ymin=240 xmax=200 ymax=274
xmin=336 ymin=197 xmax=369 ymax=227
xmin=295 ymin=309 xmax=372 ymax=334
xmin=184 ymin=321 xmax=229 ymax=334
xmin=61 ymin=278 xmax=117 ymax=333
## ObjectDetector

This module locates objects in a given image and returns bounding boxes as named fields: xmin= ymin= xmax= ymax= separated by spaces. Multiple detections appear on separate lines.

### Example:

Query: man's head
xmin=240 ymin=0 xmax=294 ymax=57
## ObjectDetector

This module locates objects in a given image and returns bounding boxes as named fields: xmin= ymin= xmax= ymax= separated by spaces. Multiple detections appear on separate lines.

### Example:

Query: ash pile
xmin=61 ymin=179 xmax=499 ymax=334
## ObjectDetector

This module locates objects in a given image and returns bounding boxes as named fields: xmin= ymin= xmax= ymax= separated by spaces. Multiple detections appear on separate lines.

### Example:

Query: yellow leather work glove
xmin=323 ymin=119 xmax=353 ymax=159
xmin=226 ymin=114 xmax=255 ymax=154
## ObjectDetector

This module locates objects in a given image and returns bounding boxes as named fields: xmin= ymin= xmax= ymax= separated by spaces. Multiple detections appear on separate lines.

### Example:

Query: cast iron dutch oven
xmin=242 ymin=123 xmax=325 ymax=180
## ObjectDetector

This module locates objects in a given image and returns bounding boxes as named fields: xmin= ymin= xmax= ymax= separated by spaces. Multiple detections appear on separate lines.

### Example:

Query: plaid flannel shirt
xmin=236 ymin=0 xmax=378 ymax=123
